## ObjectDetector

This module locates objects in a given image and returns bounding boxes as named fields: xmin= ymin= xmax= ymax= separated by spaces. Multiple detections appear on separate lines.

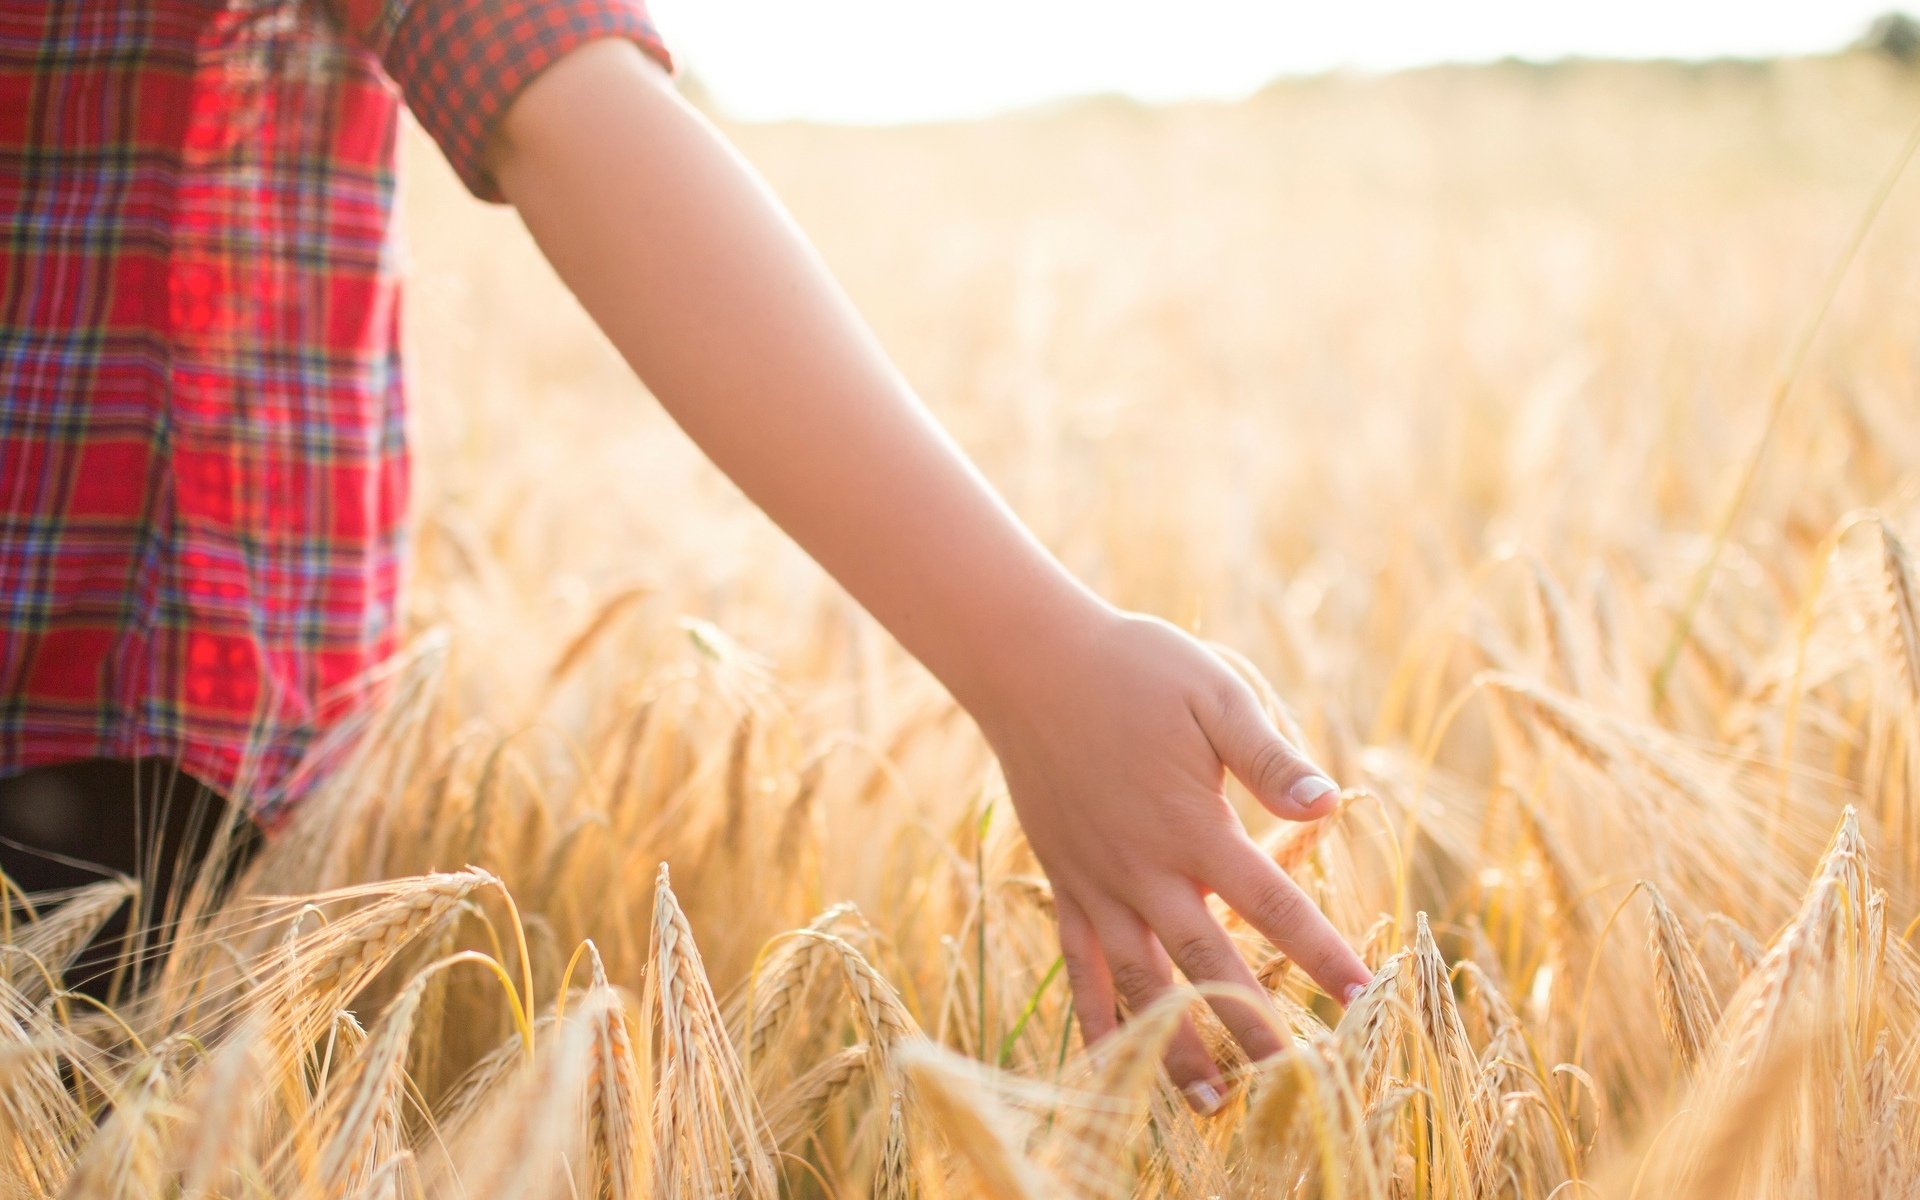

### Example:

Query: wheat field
xmin=8 ymin=53 xmax=1920 ymax=1198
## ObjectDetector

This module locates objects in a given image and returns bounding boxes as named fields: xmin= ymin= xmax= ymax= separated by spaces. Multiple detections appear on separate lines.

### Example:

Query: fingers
xmin=1055 ymin=893 xmax=1118 ymax=1047
xmin=1087 ymin=902 xmax=1227 ymax=1113
xmin=1213 ymin=839 xmax=1371 ymax=1006
xmin=1142 ymin=894 xmax=1286 ymax=1064
xmin=1193 ymin=677 xmax=1339 ymax=821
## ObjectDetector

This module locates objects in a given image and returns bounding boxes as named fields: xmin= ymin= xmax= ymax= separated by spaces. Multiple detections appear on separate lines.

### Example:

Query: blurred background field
xmin=416 ymin=51 xmax=1917 ymax=644
xmin=18 ymin=39 xmax=1920 ymax=1200
xmin=342 ymin=45 xmax=1920 ymax=1195
xmin=401 ymin=50 xmax=1920 ymax=771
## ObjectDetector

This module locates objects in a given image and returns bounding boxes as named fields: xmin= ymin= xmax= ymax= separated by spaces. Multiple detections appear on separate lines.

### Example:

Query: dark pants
xmin=0 ymin=758 xmax=261 ymax=1000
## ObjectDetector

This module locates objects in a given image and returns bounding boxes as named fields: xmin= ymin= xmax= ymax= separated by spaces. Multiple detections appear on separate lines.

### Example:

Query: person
xmin=0 ymin=0 xmax=1371 ymax=1108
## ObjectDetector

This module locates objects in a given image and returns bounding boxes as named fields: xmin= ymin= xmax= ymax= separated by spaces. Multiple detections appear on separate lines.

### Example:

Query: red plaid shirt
xmin=0 ymin=0 xmax=669 ymax=827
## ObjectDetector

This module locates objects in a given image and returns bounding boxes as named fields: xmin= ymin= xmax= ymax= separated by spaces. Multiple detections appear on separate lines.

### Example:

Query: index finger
xmin=1211 ymin=840 xmax=1370 ymax=1005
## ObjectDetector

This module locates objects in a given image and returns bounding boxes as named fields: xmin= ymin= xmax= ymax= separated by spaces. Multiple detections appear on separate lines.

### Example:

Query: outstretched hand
xmin=973 ymin=610 xmax=1371 ymax=1113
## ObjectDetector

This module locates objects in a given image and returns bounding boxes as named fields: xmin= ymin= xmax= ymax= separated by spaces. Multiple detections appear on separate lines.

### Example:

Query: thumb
xmin=1197 ymin=680 xmax=1340 ymax=821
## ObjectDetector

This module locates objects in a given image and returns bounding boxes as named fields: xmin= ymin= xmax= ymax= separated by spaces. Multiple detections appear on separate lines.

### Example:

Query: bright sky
xmin=644 ymin=1 xmax=1918 ymax=123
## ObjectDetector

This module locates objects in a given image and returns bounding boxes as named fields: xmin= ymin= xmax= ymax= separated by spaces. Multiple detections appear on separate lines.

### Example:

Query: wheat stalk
xmin=874 ymin=1091 xmax=912 ymax=1200
xmin=3 ymin=879 xmax=136 ymax=1003
xmin=650 ymin=863 xmax=777 ymax=1199
xmin=1880 ymin=519 xmax=1920 ymax=704
xmin=744 ymin=902 xmax=855 ymax=1065
xmin=1641 ymin=883 xmax=1719 ymax=1070
xmin=312 ymin=970 xmax=432 ymax=1194
xmin=582 ymin=945 xmax=646 ymax=1200
xmin=764 ymin=1042 xmax=870 ymax=1145
xmin=1527 ymin=553 xmax=1591 ymax=696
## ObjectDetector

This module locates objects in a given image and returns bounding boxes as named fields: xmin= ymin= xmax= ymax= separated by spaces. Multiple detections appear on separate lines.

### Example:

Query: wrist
xmin=942 ymin=580 xmax=1122 ymax=740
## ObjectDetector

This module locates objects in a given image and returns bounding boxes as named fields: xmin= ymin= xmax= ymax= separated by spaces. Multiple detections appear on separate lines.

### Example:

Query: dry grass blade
xmin=545 ymin=582 xmax=655 ymax=691
xmin=1042 ymin=995 xmax=1185 ymax=1195
xmin=427 ymin=999 xmax=604 ymax=1198
xmin=313 ymin=970 xmax=432 ymax=1194
xmin=1244 ymin=1038 xmax=1315 ymax=1161
xmin=437 ymin=1014 xmax=555 ymax=1138
xmin=174 ymin=1014 xmax=270 ymax=1196
xmin=1637 ymin=1024 xmax=1820 ymax=1199
xmin=0 ymin=982 xmax=93 ymax=1189
xmin=721 ymin=710 xmax=757 ymax=858
xmin=897 ymin=1040 xmax=1057 ymax=1199
xmin=58 ymin=1047 xmax=177 ymax=1200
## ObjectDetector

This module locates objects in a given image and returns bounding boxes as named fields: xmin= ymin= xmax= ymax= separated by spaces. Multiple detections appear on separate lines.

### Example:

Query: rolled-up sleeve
xmin=334 ymin=0 xmax=674 ymax=202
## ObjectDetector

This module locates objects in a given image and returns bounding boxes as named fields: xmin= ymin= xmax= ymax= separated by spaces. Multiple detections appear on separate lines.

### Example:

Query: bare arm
xmin=490 ymin=39 xmax=1369 ymax=1108
xmin=492 ymin=43 xmax=1084 ymax=716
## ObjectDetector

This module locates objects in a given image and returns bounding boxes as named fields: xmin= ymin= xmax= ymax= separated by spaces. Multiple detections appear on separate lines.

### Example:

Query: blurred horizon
xmin=646 ymin=1 xmax=1920 ymax=123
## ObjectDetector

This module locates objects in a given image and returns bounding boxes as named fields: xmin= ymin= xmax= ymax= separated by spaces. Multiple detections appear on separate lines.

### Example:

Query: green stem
xmin=1652 ymin=111 xmax=1920 ymax=708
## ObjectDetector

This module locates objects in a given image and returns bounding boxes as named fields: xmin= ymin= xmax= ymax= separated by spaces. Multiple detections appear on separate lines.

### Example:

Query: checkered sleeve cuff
xmin=383 ymin=0 xmax=673 ymax=202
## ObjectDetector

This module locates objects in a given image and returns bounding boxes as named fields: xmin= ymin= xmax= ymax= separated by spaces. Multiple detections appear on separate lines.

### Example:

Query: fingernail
xmin=1343 ymin=982 xmax=1366 ymax=1007
xmin=1290 ymin=774 xmax=1338 ymax=809
xmin=1183 ymin=1080 xmax=1224 ymax=1116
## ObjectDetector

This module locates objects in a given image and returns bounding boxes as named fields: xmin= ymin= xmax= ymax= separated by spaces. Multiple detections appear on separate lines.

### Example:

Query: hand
xmin=972 ymin=609 xmax=1371 ymax=1113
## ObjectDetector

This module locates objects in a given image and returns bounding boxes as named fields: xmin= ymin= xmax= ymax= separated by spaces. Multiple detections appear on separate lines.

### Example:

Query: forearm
xmin=491 ymin=40 xmax=1108 ymax=715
